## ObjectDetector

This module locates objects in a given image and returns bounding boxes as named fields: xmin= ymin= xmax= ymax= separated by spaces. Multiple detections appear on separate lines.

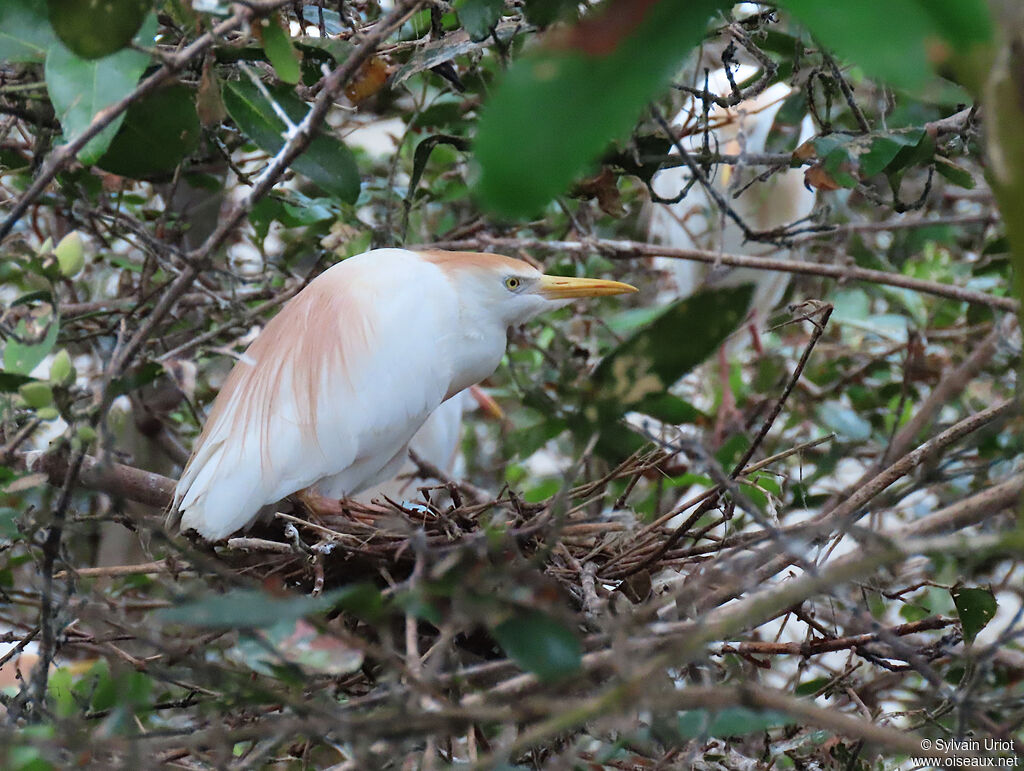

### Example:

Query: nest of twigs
xmin=204 ymin=446 xmax=677 ymax=604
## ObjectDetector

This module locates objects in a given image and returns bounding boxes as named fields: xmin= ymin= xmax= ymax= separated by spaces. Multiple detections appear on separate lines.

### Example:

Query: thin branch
xmin=415 ymin=236 xmax=1020 ymax=312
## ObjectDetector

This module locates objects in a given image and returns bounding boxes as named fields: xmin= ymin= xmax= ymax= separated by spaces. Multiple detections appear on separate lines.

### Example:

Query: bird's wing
xmin=173 ymin=252 xmax=458 ymax=539
xmin=353 ymin=390 xmax=469 ymax=503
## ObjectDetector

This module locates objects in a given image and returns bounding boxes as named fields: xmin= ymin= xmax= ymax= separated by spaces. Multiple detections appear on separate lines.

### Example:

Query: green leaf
xmin=457 ymin=0 xmax=504 ymax=42
xmin=919 ymin=0 xmax=992 ymax=47
xmin=260 ymin=18 xmax=301 ymax=84
xmin=47 ymin=0 xmax=150 ymax=60
xmin=47 ymin=667 xmax=76 ymax=719
xmin=19 ymin=381 xmax=53 ymax=408
xmin=795 ymin=676 xmax=833 ymax=696
xmin=222 ymin=79 xmax=360 ymax=203
xmin=780 ymin=0 xmax=992 ymax=91
xmin=0 ymin=0 xmax=57 ymax=62
xmin=54 ymin=231 xmax=84 ymax=276
xmin=676 ymin=707 xmax=795 ymax=739
xmin=45 ymin=14 xmax=157 ymax=164
xmin=951 ymin=586 xmax=997 ymax=644
xmin=780 ymin=0 xmax=934 ymax=90
xmin=522 ymin=0 xmax=577 ymax=27
xmin=492 ymin=609 xmax=581 ymax=681
xmin=158 ymin=584 xmax=380 ymax=628
xmin=935 ymin=157 xmax=975 ymax=189
xmin=3 ymin=314 xmax=60 ymax=375
xmin=860 ymin=129 xmax=925 ymax=176
xmin=474 ymin=0 xmax=729 ymax=216
xmin=96 ymin=84 xmax=200 ymax=178
xmin=635 ymin=393 xmax=703 ymax=425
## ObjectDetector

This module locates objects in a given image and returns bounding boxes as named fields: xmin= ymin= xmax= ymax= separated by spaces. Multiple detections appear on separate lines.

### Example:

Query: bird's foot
xmin=294 ymin=489 xmax=347 ymax=521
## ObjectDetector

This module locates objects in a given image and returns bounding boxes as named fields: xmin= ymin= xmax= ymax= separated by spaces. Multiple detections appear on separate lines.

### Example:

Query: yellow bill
xmin=537 ymin=274 xmax=638 ymax=299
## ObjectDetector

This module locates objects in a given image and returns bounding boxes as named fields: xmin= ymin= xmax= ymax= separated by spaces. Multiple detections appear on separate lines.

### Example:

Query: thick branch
xmin=20 ymin=451 xmax=175 ymax=510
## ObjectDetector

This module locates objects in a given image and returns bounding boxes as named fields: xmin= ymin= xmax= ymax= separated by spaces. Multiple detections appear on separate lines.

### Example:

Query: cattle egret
xmin=170 ymin=248 xmax=636 ymax=540
xmin=647 ymin=64 xmax=815 ymax=340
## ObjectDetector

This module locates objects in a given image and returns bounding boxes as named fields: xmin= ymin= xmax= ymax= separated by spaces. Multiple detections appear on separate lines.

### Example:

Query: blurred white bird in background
xmin=645 ymin=62 xmax=816 ymax=438
xmin=170 ymin=248 xmax=636 ymax=540
xmin=647 ymin=63 xmax=816 ymax=348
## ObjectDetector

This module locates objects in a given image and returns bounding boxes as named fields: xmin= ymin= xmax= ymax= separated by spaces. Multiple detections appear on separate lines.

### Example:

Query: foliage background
xmin=1 ymin=0 xmax=1023 ymax=768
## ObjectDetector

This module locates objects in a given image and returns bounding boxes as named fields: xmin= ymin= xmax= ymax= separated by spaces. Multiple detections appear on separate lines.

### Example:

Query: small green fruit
xmin=47 ymin=0 xmax=149 ymax=60
xmin=76 ymin=425 xmax=98 ymax=443
xmin=55 ymin=232 xmax=85 ymax=277
xmin=19 ymin=381 xmax=54 ymax=409
xmin=37 ymin=406 xmax=60 ymax=421
xmin=49 ymin=349 xmax=75 ymax=386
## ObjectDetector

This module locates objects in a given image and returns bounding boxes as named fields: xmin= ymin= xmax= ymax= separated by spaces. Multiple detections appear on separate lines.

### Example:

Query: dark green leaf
xmin=158 ymin=584 xmax=380 ymax=628
xmin=860 ymin=129 xmax=925 ymax=176
xmin=591 ymin=284 xmax=753 ymax=415
xmin=260 ymin=18 xmax=301 ymax=84
xmin=795 ymin=677 xmax=833 ymax=696
xmin=222 ymin=79 xmax=360 ymax=203
xmin=48 ymin=0 xmax=150 ymax=60
xmin=107 ymin=360 xmax=161 ymax=398
xmin=637 ymin=393 xmax=702 ymax=425
xmin=97 ymin=84 xmax=200 ymax=178
xmin=0 ymin=372 xmax=34 ymax=392
xmin=474 ymin=0 xmax=729 ymax=216
xmin=492 ymin=609 xmax=581 ymax=681
xmin=300 ymin=6 xmax=344 ymax=35
xmin=522 ymin=0 xmax=577 ymax=27
xmin=0 ymin=147 xmax=30 ymax=172
xmin=294 ymin=36 xmax=354 ymax=67
xmin=951 ymin=586 xmax=997 ymax=644
xmin=45 ymin=14 xmax=157 ymax=163
xmin=458 ymin=0 xmax=504 ymax=42
xmin=405 ymin=134 xmax=472 ymax=212
xmin=0 ymin=0 xmax=57 ymax=62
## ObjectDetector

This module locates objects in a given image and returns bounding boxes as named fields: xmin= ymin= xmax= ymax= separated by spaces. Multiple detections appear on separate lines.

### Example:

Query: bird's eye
xmin=504 ymin=277 xmax=521 ymax=291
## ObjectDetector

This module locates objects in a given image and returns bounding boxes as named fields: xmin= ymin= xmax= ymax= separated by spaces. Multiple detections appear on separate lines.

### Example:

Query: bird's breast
xmin=444 ymin=324 xmax=506 ymax=398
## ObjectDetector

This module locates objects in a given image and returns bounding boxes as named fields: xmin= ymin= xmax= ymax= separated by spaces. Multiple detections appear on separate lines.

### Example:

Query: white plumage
xmin=171 ymin=248 xmax=636 ymax=540
xmin=354 ymin=388 xmax=469 ymax=504
xmin=647 ymin=64 xmax=816 ymax=331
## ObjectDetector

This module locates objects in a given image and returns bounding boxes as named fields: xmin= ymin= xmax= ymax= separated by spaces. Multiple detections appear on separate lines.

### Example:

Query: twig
xmin=714 ymin=616 xmax=953 ymax=656
xmin=415 ymin=236 xmax=1019 ymax=312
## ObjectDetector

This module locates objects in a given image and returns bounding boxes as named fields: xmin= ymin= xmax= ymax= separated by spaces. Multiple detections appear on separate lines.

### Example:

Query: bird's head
xmin=420 ymin=250 xmax=638 ymax=328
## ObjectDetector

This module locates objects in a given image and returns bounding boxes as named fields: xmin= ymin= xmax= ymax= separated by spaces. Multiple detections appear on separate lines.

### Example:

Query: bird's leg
xmin=713 ymin=344 xmax=744 ymax=447
xmin=748 ymin=320 xmax=764 ymax=356
xmin=294 ymin=488 xmax=347 ymax=520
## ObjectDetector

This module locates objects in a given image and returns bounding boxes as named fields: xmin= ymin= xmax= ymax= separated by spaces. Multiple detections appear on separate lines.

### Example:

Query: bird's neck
xmin=446 ymin=316 xmax=508 ymax=397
